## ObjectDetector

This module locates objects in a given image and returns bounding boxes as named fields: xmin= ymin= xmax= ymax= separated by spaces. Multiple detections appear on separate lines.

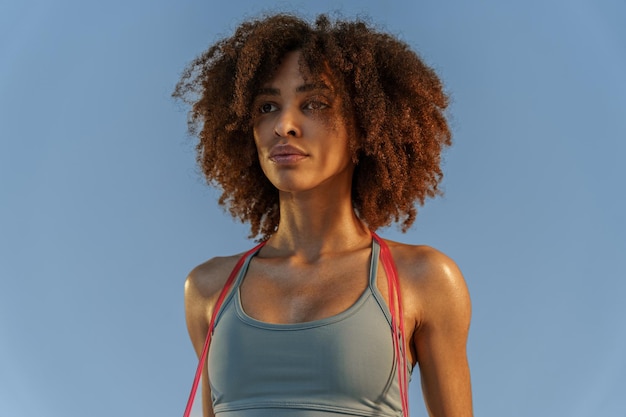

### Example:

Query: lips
xmin=269 ymin=144 xmax=308 ymax=164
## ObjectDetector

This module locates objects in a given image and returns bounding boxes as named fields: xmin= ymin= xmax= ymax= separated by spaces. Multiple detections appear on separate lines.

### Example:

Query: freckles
xmin=310 ymin=112 xmax=341 ymax=133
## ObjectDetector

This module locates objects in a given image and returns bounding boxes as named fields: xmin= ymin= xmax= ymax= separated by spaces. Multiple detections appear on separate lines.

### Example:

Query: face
xmin=252 ymin=51 xmax=354 ymax=196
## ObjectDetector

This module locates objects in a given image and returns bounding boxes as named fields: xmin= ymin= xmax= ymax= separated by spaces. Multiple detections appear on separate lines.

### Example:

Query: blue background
xmin=1 ymin=1 xmax=625 ymax=416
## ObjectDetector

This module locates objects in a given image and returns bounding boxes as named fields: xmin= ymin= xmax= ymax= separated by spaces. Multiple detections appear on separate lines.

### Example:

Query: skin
xmin=184 ymin=52 xmax=473 ymax=417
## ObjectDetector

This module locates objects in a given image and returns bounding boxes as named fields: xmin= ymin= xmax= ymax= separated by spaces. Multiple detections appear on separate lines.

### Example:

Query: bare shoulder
xmin=383 ymin=240 xmax=471 ymax=327
xmin=184 ymin=253 xmax=246 ymax=356
xmin=184 ymin=254 xmax=243 ymax=303
xmin=384 ymin=240 xmax=464 ymax=286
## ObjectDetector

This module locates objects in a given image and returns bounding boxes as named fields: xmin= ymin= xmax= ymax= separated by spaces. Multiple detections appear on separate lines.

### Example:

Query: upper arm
xmin=184 ymin=258 xmax=237 ymax=417
xmin=184 ymin=267 xmax=214 ymax=358
xmin=408 ymin=249 xmax=473 ymax=417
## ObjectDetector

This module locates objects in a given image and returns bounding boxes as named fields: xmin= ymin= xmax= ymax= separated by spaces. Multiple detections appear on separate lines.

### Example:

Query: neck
xmin=267 ymin=185 xmax=371 ymax=262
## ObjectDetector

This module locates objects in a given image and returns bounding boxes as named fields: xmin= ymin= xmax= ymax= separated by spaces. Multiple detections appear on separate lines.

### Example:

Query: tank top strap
xmin=230 ymin=246 xmax=262 ymax=290
xmin=213 ymin=243 xmax=265 ymax=327
xmin=369 ymin=237 xmax=381 ymax=288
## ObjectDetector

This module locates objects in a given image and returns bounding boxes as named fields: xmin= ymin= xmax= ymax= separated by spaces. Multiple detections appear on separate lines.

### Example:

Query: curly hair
xmin=173 ymin=13 xmax=451 ymax=240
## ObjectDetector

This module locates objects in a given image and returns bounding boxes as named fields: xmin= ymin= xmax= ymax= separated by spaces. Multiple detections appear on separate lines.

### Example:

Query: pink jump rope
xmin=182 ymin=232 xmax=409 ymax=417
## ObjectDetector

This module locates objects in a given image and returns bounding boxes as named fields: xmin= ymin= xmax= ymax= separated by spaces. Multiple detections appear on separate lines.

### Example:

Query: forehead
xmin=260 ymin=51 xmax=334 ymax=91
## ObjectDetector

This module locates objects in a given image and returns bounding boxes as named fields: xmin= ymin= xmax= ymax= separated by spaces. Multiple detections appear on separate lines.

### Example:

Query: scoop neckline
xmin=233 ymin=241 xmax=378 ymax=330
xmin=235 ymin=284 xmax=373 ymax=330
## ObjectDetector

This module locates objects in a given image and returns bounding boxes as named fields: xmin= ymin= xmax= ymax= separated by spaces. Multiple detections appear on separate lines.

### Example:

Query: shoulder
xmin=384 ymin=240 xmax=463 ymax=286
xmin=383 ymin=240 xmax=471 ymax=328
xmin=184 ymin=254 xmax=243 ymax=303
xmin=184 ymin=253 xmax=247 ymax=355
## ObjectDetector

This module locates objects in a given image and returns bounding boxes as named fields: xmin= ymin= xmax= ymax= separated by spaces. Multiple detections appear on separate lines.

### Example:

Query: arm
xmin=184 ymin=257 xmax=238 ymax=417
xmin=184 ymin=267 xmax=215 ymax=417
xmin=408 ymin=249 xmax=473 ymax=417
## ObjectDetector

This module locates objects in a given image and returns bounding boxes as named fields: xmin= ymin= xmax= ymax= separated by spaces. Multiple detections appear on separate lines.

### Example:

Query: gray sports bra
xmin=208 ymin=239 xmax=412 ymax=416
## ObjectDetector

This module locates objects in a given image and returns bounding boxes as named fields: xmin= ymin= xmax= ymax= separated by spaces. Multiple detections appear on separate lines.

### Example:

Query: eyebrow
xmin=297 ymin=81 xmax=332 ymax=93
xmin=255 ymin=81 xmax=332 ymax=97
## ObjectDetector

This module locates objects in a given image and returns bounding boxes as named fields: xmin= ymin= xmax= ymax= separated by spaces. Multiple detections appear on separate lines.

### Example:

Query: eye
xmin=259 ymin=103 xmax=278 ymax=114
xmin=304 ymin=100 xmax=329 ymax=111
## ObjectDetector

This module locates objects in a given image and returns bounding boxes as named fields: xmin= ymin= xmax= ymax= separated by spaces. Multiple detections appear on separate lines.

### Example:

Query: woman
xmin=175 ymin=13 xmax=472 ymax=417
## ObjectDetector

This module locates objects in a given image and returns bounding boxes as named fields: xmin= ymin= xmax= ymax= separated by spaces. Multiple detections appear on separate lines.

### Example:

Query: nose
xmin=274 ymin=105 xmax=302 ymax=138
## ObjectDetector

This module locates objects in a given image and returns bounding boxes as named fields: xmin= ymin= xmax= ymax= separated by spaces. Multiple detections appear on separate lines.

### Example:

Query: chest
xmin=236 ymin=247 xmax=420 ymax=365
xmin=239 ymin=253 xmax=373 ymax=324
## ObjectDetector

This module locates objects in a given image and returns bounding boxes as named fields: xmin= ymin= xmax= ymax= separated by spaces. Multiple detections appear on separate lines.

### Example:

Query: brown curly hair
xmin=173 ymin=13 xmax=451 ymax=240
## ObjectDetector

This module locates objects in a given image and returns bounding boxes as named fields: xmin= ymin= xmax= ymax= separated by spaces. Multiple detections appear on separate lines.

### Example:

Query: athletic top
xmin=208 ymin=239 xmax=412 ymax=417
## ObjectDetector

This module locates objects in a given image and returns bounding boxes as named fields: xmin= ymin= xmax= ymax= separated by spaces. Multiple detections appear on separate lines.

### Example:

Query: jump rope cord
xmin=373 ymin=232 xmax=410 ymax=417
xmin=183 ymin=235 xmax=409 ymax=417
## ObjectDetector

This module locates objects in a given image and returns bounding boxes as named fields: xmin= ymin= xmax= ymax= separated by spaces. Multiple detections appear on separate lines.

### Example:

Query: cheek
xmin=252 ymin=131 xmax=271 ymax=177
xmin=252 ymin=129 xmax=265 ymax=156
xmin=252 ymin=122 xmax=271 ymax=153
